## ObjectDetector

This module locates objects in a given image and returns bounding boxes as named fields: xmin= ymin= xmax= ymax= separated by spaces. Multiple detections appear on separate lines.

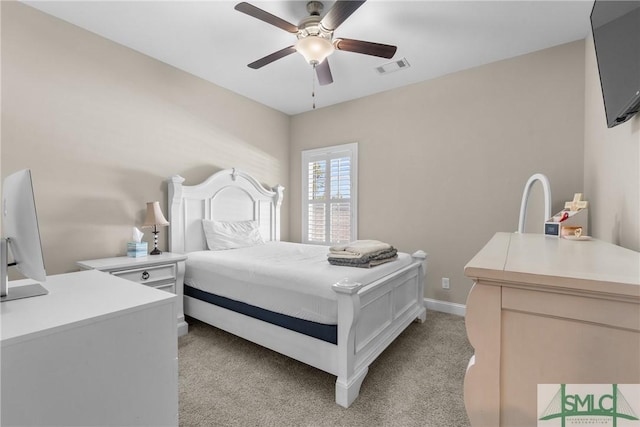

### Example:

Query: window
xmin=302 ymin=143 xmax=358 ymax=245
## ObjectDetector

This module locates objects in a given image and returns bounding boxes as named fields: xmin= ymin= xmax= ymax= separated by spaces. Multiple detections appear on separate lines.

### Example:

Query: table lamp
xmin=142 ymin=201 xmax=170 ymax=255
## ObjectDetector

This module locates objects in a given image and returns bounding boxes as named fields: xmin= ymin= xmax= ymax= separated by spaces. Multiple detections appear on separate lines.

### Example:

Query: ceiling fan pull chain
xmin=312 ymin=63 xmax=317 ymax=109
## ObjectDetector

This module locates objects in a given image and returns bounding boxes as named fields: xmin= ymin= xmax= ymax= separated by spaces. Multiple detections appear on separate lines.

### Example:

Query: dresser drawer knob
xmin=141 ymin=271 xmax=150 ymax=280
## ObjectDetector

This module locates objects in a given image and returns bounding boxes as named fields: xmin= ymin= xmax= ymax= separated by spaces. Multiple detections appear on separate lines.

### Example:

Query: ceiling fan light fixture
xmin=295 ymin=36 xmax=335 ymax=65
xmin=236 ymin=0 xmax=398 ymax=84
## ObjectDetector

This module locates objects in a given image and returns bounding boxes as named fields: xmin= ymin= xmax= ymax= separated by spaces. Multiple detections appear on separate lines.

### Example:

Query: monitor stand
xmin=0 ymin=238 xmax=48 ymax=303
xmin=1 ymin=283 xmax=49 ymax=302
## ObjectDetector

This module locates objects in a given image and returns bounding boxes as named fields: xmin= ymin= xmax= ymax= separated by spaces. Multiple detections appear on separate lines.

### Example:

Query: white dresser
xmin=1 ymin=269 xmax=178 ymax=426
xmin=463 ymin=232 xmax=640 ymax=427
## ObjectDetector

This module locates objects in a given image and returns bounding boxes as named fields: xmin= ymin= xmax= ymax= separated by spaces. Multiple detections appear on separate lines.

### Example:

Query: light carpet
xmin=178 ymin=311 xmax=473 ymax=426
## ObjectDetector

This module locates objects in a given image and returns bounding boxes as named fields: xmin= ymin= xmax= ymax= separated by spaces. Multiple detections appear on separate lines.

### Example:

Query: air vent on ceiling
xmin=376 ymin=58 xmax=411 ymax=75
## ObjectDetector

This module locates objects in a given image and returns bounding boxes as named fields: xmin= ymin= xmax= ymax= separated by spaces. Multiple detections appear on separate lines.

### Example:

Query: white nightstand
xmin=77 ymin=252 xmax=188 ymax=336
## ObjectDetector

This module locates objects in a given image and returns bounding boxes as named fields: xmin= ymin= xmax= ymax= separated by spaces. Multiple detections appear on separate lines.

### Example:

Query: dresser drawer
xmin=111 ymin=264 xmax=176 ymax=286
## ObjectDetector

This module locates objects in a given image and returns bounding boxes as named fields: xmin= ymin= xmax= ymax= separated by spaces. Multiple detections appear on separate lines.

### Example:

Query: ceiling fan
xmin=234 ymin=0 xmax=397 ymax=85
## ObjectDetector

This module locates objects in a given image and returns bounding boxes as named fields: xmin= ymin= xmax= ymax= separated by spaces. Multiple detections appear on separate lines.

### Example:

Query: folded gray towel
xmin=328 ymin=254 xmax=398 ymax=268
xmin=329 ymin=240 xmax=392 ymax=257
xmin=328 ymin=246 xmax=398 ymax=268
xmin=328 ymin=247 xmax=397 ymax=263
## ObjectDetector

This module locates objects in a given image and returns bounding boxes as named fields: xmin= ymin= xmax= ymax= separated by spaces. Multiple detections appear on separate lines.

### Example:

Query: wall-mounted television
xmin=590 ymin=0 xmax=640 ymax=128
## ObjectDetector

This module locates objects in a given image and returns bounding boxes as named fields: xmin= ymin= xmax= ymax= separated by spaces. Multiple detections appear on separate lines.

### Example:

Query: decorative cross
xmin=564 ymin=193 xmax=588 ymax=211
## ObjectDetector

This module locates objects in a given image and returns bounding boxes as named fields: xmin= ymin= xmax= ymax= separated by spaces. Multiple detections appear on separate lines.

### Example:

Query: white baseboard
xmin=424 ymin=298 xmax=466 ymax=317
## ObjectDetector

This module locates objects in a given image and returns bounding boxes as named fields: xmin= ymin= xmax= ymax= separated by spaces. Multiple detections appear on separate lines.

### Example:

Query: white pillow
xmin=202 ymin=219 xmax=264 ymax=250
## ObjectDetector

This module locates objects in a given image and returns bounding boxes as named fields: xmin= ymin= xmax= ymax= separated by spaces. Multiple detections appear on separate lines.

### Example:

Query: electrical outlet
xmin=442 ymin=277 xmax=450 ymax=289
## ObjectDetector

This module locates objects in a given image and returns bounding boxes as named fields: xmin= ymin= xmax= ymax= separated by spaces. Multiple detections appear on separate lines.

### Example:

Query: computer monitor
xmin=1 ymin=169 xmax=48 ymax=302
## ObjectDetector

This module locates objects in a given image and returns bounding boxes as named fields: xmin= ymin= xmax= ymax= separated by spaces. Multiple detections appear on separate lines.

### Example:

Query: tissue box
xmin=127 ymin=242 xmax=148 ymax=258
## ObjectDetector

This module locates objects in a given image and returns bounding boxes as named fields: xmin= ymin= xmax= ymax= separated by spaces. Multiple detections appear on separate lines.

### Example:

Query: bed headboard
xmin=168 ymin=168 xmax=284 ymax=254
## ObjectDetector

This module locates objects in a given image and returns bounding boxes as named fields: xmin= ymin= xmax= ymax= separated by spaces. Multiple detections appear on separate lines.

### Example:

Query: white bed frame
xmin=168 ymin=168 xmax=427 ymax=408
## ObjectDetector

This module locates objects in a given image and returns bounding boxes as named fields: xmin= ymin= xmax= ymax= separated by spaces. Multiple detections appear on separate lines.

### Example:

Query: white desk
xmin=463 ymin=232 xmax=640 ymax=427
xmin=1 ymin=270 xmax=178 ymax=426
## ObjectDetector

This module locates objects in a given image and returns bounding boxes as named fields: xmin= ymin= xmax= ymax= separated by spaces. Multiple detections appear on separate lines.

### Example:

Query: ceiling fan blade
xmin=248 ymin=46 xmax=296 ymax=69
xmin=334 ymin=38 xmax=397 ymax=59
xmin=316 ymin=59 xmax=333 ymax=86
xmin=234 ymin=2 xmax=298 ymax=33
xmin=320 ymin=0 xmax=366 ymax=31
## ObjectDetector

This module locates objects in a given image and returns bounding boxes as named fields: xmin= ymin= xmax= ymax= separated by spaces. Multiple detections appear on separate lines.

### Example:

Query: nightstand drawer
xmin=111 ymin=264 xmax=176 ymax=285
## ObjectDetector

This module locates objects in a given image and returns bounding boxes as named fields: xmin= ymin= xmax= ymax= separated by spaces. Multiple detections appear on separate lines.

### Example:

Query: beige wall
xmin=1 ymin=2 xmax=290 ymax=277
xmin=290 ymin=41 xmax=586 ymax=305
xmin=0 ymin=1 xmax=2 ymax=232
xmin=583 ymin=35 xmax=640 ymax=251
xmin=6 ymin=2 xmax=626 ymax=308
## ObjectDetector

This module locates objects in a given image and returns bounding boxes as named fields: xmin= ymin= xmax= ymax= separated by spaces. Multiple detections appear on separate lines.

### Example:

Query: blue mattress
xmin=184 ymin=285 xmax=338 ymax=345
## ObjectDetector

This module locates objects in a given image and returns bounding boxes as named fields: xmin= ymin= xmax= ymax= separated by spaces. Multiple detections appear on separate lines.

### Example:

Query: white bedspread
xmin=184 ymin=241 xmax=413 ymax=324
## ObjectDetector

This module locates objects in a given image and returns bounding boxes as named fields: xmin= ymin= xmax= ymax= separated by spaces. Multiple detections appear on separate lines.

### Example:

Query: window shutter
xmin=302 ymin=143 xmax=358 ymax=245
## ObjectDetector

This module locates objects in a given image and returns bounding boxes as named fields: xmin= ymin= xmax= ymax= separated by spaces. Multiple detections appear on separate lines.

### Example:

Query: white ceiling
xmin=23 ymin=0 xmax=594 ymax=115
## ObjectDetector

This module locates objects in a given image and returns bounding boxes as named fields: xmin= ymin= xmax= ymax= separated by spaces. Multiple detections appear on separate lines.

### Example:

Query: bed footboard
xmin=332 ymin=251 xmax=428 ymax=407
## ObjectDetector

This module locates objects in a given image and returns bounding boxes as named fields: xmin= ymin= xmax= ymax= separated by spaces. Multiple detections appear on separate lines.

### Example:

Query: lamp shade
xmin=295 ymin=36 xmax=335 ymax=65
xmin=142 ymin=201 xmax=169 ymax=228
